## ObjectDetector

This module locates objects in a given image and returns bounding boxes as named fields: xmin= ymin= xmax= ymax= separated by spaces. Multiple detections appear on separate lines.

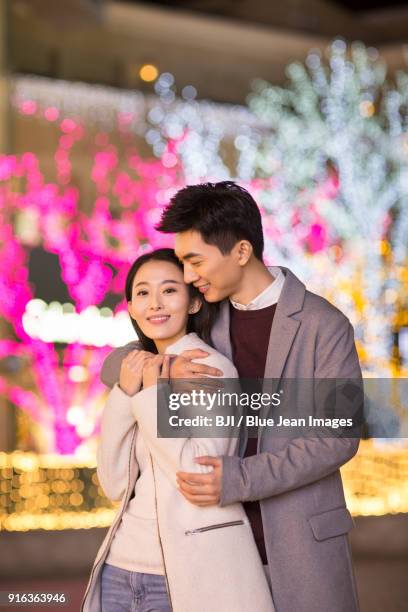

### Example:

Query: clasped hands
xmin=118 ymin=348 xmax=223 ymax=507
xmin=119 ymin=350 xmax=171 ymax=396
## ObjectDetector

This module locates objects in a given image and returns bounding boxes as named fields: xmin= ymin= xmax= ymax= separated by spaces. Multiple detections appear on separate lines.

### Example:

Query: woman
xmin=81 ymin=249 xmax=275 ymax=612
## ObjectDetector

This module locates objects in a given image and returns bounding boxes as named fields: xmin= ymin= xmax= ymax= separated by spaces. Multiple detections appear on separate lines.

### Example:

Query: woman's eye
xmin=136 ymin=290 xmax=148 ymax=296
xmin=163 ymin=287 xmax=176 ymax=294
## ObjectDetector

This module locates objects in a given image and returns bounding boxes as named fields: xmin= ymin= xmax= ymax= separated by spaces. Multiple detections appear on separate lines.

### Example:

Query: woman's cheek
xmin=131 ymin=304 xmax=148 ymax=330
xmin=167 ymin=294 xmax=190 ymax=314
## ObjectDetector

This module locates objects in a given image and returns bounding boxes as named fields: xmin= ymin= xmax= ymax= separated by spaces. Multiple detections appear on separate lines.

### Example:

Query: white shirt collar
xmin=230 ymin=266 xmax=285 ymax=311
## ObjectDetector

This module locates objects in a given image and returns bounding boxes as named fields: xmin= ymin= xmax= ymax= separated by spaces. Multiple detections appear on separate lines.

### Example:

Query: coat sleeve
xmin=96 ymin=384 xmax=139 ymax=502
xmin=220 ymin=315 xmax=362 ymax=506
xmin=101 ymin=341 xmax=143 ymax=388
xmin=131 ymin=355 xmax=240 ymax=487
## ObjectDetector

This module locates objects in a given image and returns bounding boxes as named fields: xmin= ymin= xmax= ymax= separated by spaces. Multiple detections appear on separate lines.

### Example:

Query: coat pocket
xmin=308 ymin=506 xmax=355 ymax=541
xmin=185 ymin=519 xmax=247 ymax=536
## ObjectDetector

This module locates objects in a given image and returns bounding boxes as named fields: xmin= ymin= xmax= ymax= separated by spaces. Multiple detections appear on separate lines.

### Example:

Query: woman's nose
xmin=149 ymin=294 xmax=163 ymax=310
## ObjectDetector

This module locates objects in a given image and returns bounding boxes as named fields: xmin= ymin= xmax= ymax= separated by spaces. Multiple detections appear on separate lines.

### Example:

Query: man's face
xmin=174 ymin=230 xmax=243 ymax=302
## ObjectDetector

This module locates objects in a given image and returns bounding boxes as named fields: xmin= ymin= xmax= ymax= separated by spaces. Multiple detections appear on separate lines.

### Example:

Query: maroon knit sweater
xmin=229 ymin=302 xmax=277 ymax=565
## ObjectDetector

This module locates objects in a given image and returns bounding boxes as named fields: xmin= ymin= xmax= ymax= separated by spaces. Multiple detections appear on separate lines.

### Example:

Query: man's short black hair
xmin=155 ymin=181 xmax=264 ymax=261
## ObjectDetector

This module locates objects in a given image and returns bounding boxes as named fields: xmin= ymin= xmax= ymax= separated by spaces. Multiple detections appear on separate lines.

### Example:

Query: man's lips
xmin=196 ymin=283 xmax=210 ymax=294
xmin=147 ymin=315 xmax=170 ymax=324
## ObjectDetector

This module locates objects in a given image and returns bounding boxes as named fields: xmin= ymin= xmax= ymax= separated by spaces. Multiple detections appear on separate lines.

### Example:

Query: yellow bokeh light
xmin=139 ymin=64 xmax=159 ymax=82
xmin=359 ymin=100 xmax=375 ymax=118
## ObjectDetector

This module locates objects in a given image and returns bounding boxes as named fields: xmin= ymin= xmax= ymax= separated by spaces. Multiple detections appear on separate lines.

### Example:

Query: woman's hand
xmin=142 ymin=354 xmax=171 ymax=389
xmin=119 ymin=350 xmax=155 ymax=396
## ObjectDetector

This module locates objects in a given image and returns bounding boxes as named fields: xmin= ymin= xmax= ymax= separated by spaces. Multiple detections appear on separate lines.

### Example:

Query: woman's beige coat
xmin=81 ymin=332 xmax=275 ymax=612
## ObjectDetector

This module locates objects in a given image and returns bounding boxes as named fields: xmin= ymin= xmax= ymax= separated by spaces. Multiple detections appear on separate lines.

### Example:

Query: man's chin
xmin=203 ymin=289 xmax=224 ymax=303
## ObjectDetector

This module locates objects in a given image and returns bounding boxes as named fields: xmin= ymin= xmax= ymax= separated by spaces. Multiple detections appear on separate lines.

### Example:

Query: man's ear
xmin=236 ymin=240 xmax=253 ymax=266
xmin=188 ymin=297 xmax=202 ymax=315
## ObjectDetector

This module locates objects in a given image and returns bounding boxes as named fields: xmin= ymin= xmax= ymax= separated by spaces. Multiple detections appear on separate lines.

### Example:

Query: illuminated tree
xmin=247 ymin=40 xmax=408 ymax=371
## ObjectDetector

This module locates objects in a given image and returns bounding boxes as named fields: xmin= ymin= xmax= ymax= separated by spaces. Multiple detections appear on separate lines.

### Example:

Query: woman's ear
xmin=188 ymin=297 xmax=202 ymax=315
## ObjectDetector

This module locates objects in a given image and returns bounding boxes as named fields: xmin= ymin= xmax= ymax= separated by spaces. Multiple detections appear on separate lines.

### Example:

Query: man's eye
xmin=191 ymin=261 xmax=202 ymax=267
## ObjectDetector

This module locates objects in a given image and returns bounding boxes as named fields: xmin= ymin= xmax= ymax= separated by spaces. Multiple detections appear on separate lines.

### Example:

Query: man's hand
xmin=176 ymin=456 xmax=222 ymax=506
xmin=170 ymin=350 xmax=223 ymax=379
xmin=119 ymin=350 xmax=154 ymax=396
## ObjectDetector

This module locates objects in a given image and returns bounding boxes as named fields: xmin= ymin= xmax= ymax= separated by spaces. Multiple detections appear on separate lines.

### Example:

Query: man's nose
xmin=183 ymin=266 xmax=199 ymax=284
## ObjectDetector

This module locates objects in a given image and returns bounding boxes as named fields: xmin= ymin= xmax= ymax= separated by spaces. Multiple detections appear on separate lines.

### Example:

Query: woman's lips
xmin=147 ymin=315 xmax=170 ymax=325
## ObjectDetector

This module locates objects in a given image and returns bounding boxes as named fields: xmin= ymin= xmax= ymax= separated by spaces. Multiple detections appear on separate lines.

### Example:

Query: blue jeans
xmin=101 ymin=563 xmax=171 ymax=612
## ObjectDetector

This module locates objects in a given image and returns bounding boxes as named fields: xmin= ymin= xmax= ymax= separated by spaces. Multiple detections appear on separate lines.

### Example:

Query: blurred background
xmin=0 ymin=0 xmax=408 ymax=610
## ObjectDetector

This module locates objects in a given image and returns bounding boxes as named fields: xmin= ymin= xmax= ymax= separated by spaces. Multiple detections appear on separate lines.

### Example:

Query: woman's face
xmin=128 ymin=260 xmax=197 ymax=352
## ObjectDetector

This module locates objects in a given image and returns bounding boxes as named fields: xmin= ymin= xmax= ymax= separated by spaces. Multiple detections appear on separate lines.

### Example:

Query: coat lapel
xmin=211 ymin=300 xmax=232 ymax=360
xmin=263 ymin=314 xmax=300 ymax=380
xmin=263 ymin=267 xmax=305 ymax=380
xmin=259 ymin=268 xmax=305 ymax=450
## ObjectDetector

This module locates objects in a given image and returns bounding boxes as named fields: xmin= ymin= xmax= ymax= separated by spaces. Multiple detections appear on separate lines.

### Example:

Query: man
xmin=101 ymin=181 xmax=361 ymax=612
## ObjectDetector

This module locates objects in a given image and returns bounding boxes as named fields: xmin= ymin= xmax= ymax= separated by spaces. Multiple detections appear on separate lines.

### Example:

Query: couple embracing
xmin=81 ymin=181 xmax=361 ymax=612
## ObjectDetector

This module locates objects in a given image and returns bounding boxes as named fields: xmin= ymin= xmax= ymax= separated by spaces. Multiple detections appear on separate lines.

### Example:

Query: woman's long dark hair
xmin=125 ymin=248 xmax=219 ymax=353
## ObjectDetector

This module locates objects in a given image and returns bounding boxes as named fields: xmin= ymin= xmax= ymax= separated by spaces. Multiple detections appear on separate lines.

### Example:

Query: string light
xmin=0 ymin=451 xmax=119 ymax=531
xmin=341 ymin=440 xmax=408 ymax=516
xmin=1 ymin=443 xmax=407 ymax=532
